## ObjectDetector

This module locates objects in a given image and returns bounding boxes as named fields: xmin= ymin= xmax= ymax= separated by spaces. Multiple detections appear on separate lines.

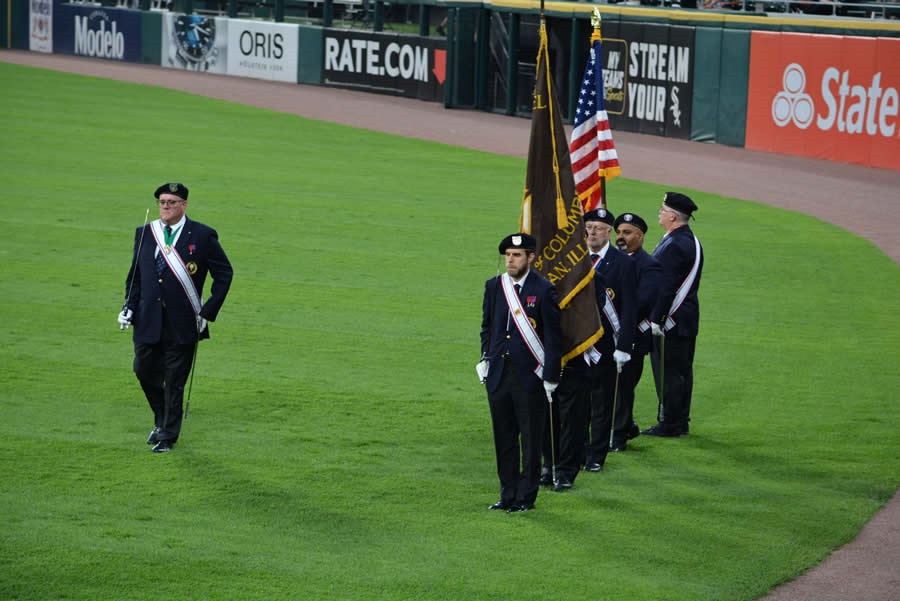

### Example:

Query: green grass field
xmin=1 ymin=62 xmax=897 ymax=601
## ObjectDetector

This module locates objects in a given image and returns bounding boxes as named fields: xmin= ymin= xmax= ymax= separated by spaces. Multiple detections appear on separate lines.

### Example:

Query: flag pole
xmin=592 ymin=8 xmax=607 ymax=211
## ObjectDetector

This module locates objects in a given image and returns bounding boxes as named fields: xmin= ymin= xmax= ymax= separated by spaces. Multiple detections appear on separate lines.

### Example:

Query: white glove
xmin=650 ymin=323 xmax=665 ymax=337
xmin=613 ymin=350 xmax=631 ymax=373
xmin=117 ymin=308 xmax=133 ymax=329
xmin=475 ymin=359 xmax=490 ymax=384
xmin=543 ymin=381 xmax=558 ymax=396
xmin=197 ymin=316 xmax=208 ymax=333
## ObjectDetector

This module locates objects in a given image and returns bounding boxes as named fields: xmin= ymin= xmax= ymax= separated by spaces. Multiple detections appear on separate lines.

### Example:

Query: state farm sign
xmin=746 ymin=32 xmax=900 ymax=170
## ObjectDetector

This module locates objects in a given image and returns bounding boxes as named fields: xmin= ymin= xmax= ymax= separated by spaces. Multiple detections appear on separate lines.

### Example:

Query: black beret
xmin=614 ymin=212 xmax=648 ymax=233
xmin=498 ymin=233 xmax=537 ymax=254
xmin=154 ymin=182 xmax=189 ymax=201
xmin=663 ymin=192 xmax=697 ymax=216
xmin=583 ymin=208 xmax=615 ymax=226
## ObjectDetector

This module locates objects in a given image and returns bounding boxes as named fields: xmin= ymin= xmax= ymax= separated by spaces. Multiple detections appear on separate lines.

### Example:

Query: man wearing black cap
xmin=582 ymin=209 xmax=637 ymax=471
xmin=643 ymin=192 xmax=704 ymax=438
xmin=612 ymin=212 xmax=662 ymax=450
xmin=117 ymin=182 xmax=233 ymax=452
xmin=480 ymin=233 xmax=561 ymax=512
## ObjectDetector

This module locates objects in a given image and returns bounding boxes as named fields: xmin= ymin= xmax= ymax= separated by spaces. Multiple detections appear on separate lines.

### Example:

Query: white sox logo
xmin=772 ymin=63 xmax=814 ymax=129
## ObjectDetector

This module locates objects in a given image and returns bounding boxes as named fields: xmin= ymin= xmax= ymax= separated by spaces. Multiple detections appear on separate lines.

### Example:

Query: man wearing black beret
xmin=117 ymin=182 xmax=233 ymax=452
xmin=479 ymin=233 xmax=561 ymax=512
xmin=582 ymin=208 xmax=637 ymax=471
xmin=643 ymin=192 xmax=704 ymax=438
xmin=612 ymin=212 xmax=663 ymax=450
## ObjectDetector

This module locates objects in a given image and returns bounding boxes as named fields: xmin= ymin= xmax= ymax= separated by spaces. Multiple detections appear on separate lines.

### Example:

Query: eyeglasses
xmin=157 ymin=199 xmax=184 ymax=207
xmin=584 ymin=224 xmax=610 ymax=232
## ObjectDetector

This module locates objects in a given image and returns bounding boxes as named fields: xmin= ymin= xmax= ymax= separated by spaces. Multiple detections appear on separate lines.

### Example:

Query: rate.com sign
xmin=746 ymin=32 xmax=900 ymax=170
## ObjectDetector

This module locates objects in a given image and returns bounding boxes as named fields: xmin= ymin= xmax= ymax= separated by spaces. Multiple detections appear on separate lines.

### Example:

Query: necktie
xmin=156 ymin=226 xmax=173 ymax=275
xmin=590 ymin=253 xmax=600 ymax=267
xmin=514 ymin=284 xmax=521 ymax=298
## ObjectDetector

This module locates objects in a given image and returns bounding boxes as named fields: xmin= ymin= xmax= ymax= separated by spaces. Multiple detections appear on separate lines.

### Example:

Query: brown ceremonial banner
xmin=520 ymin=20 xmax=604 ymax=367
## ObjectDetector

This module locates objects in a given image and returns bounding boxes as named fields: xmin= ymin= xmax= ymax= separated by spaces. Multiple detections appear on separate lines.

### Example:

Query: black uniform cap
xmin=154 ymin=182 xmax=189 ymax=201
xmin=614 ymin=212 xmax=648 ymax=233
xmin=663 ymin=192 xmax=697 ymax=216
xmin=583 ymin=208 xmax=615 ymax=226
xmin=498 ymin=233 xmax=537 ymax=254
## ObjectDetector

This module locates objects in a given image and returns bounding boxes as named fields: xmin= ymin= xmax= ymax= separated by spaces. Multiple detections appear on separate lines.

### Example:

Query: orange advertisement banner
xmin=746 ymin=32 xmax=900 ymax=171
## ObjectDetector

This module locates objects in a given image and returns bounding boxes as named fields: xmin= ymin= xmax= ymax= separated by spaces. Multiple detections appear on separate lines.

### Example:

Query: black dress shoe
xmin=553 ymin=477 xmax=573 ymax=492
xmin=146 ymin=427 xmax=161 ymax=445
xmin=583 ymin=461 xmax=603 ymax=472
xmin=151 ymin=440 xmax=174 ymax=453
xmin=539 ymin=470 xmax=553 ymax=486
xmin=628 ymin=423 xmax=641 ymax=440
xmin=506 ymin=503 xmax=534 ymax=513
xmin=641 ymin=424 xmax=681 ymax=437
xmin=610 ymin=442 xmax=627 ymax=452
xmin=488 ymin=500 xmax=510 ymax=511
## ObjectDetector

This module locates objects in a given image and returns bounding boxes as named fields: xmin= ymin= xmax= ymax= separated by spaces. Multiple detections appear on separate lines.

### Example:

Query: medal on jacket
xmin=164 ymin=245 xmax=171 ymax=254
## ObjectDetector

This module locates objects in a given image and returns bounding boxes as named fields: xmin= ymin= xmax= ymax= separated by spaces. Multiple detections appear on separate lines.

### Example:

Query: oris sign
xmin=746 ymin=32 xmax=900 ymax=170
xmin=226 ymin=20 xmax=298 ymax=83
xmin=53 ymin=4 xmax=141 ymax=63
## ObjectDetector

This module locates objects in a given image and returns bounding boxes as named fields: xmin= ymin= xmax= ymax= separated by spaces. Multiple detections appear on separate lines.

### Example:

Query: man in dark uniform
xmin=582 ymin=209 xmax=637 ymax=471
xmin=117 ymin=182 xmax=233 ymax=452
xmin=612 ymin=212 xmax=662 ymax=450
xmin=643 ymin=192 xmax=704 ymax=438
xmin=480 ymin=233 xmax=561 ymax=513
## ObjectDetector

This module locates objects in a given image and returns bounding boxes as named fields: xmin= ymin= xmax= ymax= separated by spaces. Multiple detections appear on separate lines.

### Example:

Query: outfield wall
xmin=9 ymin=0 xmax=900 ymax=169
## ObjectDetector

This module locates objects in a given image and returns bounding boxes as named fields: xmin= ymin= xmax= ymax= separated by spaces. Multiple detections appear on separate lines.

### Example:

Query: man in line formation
xmin=480 ymin=192 xmax=703 ymax=511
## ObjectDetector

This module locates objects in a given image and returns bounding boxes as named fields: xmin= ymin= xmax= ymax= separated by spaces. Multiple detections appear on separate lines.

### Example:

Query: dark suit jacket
xmin=592 ymin=245 xmax=637 ymax=357
xmin=480 ymin=271 xmax=562 ymax=394
xmin=651 ymin=225 xmax=703 ymax=337
xmin=630 ymin=247 xmax=663 ymax=355
xmin=125 ymin=217 xmax=233 ymax=345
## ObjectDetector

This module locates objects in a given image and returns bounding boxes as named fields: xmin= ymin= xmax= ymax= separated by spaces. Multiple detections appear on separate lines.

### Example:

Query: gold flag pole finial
xmin=591 ymin=7 xmax=602 ymax=43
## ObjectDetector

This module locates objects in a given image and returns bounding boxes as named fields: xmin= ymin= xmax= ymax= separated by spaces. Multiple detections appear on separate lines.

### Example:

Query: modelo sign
xmin=53 ymin=4 xmax=141 ymax=62
xmin=322 ymin=29 xmax=446 ymax=102
xmin=746 ymin=32 xmax=900 ymax=170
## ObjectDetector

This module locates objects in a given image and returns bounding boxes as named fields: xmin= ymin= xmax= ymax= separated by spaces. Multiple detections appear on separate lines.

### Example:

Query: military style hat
xmin=583 ymin=208 xmax=615 ymax=226
xmin=663 ymin=192 xmax=697 ymax=216
xmin=154 ymin=182 xmax=189 ymax=201
xmin=498 ymin=233 xmax=537 ymax=254
xmin=614 ymin=212 xmax=648 ymax=233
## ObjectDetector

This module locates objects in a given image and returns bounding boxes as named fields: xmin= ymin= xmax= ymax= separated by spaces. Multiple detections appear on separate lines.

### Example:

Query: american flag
xmin=569 ymin=37 xmax=621 ymax=213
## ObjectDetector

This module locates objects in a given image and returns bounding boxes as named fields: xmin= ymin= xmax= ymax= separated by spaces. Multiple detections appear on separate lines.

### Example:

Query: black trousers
xmin=133 ymin=314 xmax=196 ymax=444
xmin=542 ymin=364 xmax=590 ymax=482
xmin=585 ymin=360 xmax=617 ymax=465
xmin=487 ymin=360 xmax=546 ymax=506
xmin=613 ymin=351 xmax=647 ymax=444
xmin=649 ymin=335 xmax=696 ymax=430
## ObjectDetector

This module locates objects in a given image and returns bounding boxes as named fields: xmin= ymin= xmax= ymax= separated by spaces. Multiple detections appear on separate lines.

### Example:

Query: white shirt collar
xmin=590 ymin=241 xmax=610 ymax=260
xmin=512 ymin=270 xmax=530 ymax=287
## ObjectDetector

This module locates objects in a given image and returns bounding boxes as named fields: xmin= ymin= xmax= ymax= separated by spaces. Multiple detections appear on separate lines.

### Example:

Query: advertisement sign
xmin=53 ymin=3 xmax=141 ymax=62
xmin=322 ymin=29 xmax=446 ymax=101
xmin=601 ymin=22 xmax=694 ymax=139
xmin=162 ymin=13 xmax=228 ymax=73
xmin=226 ymin=20 xmax=298 ymax=83
xmin=746 ymin=32 xmax=900 ymax=170
xmin=29 ymin=0 xmax=52 ymax=53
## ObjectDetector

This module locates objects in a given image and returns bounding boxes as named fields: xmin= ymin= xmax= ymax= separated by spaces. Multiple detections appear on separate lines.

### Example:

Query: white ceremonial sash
xmin=501 ymin=273 xmax=545 ymax=378
xmin=662 ymin=235 xmax=702 ymax=332
xmin=592 ymin=255 xmax=621 ymax=344
xmin=582 ymin=346 xmax=602 ymax=366
xmin=150 ymin=220 xmax=202 ymax=320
